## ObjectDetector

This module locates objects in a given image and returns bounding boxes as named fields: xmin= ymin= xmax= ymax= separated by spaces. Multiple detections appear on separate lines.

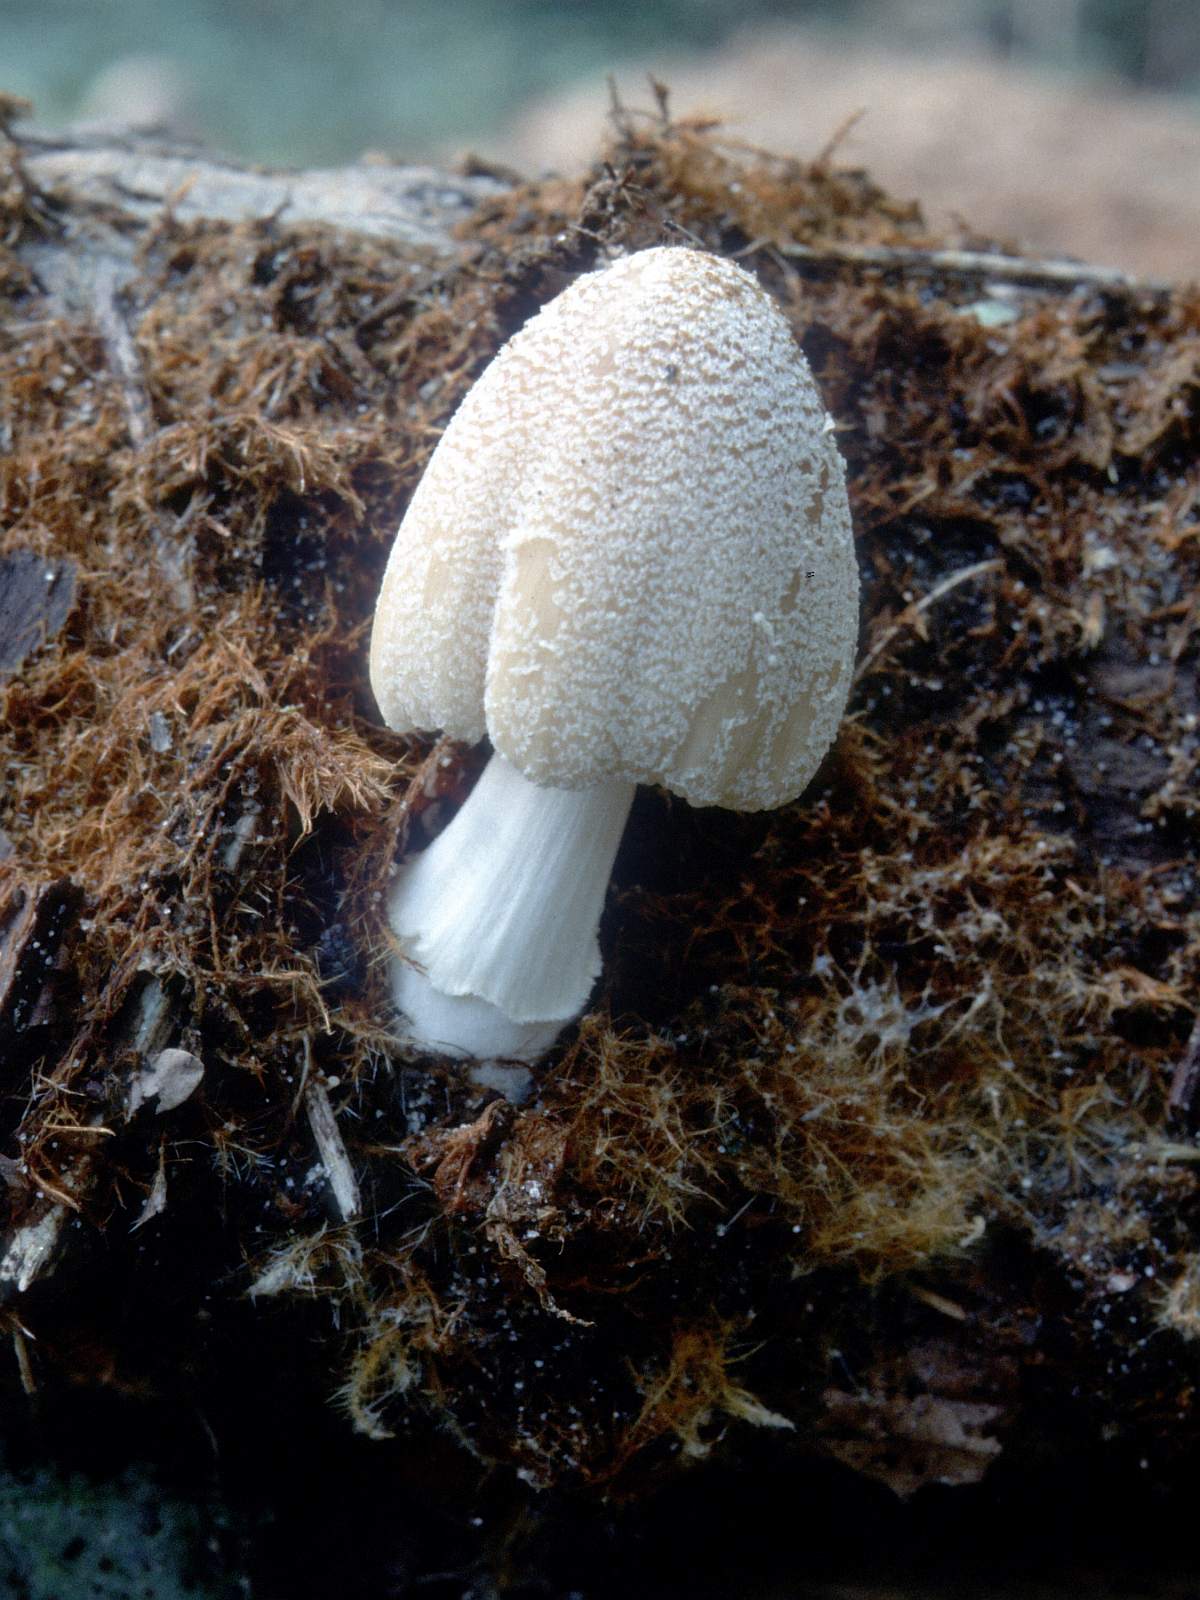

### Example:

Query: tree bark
xmin=13 ymin=120 xmax=506 ymax=312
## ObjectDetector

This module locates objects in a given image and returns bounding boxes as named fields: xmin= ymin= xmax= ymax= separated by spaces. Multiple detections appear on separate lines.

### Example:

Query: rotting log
xmin=8 ymin=108 xmax=502 ymax=291
xmin=0 ymin=107 xmax=494 ymax=1296
xmin=1 ymin=92 xmax=1199 ymax=1528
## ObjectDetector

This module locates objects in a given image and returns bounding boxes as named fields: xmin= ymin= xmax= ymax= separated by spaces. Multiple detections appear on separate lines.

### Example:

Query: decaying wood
xmin=0 ymin=875 xmax=81 ymax=1042
xmin=0 ymin=119 xmax=496 ymax=1294
xmin=1 ymin=102 xmax=1198 ymax=1516
xmin=22 ymin=127 xmax=502 ymax=246
xmin=0 ymin=551 xmax=76 ymax=675
xmin=304 ymin=1075 xmax=362 ymax=1223
xmin=772 ymin=236 xmax=1170 ymax=293
xmin=14 ymin=123 xmax=502 ymax=310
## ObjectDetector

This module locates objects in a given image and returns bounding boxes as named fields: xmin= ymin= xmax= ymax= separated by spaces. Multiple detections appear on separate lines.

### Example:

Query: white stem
xmin=388 ymin=751 xmax=635 ymax=1061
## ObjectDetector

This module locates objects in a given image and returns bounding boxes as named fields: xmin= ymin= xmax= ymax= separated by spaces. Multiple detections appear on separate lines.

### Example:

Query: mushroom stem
xmin=388 ymin=751 xmax=636 ymax=1061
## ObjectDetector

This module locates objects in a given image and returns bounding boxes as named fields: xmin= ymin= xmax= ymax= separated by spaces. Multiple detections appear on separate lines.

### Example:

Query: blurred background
xmin=2 ymin=0 xmax=1200 ymax=276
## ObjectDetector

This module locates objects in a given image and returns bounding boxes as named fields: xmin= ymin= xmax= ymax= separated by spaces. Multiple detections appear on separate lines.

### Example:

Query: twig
xmin=304 ymin=1074 xmax=361 ymax=1222
xmin=814 ymin=108 xmax=867 ymax=170
xmin=909 ymin=1284 xmax=968 ymax=1322
xmin=0 ymin=1204 xmax=71 ymax=1297
xmin=91 ymin=262 xmax=197 ymax=609
xmin=774 ymin=238 xmax=1167 ymax=296
xmin=854 ymin=558 xmax=1004 ymax=685
xmin=90 ymin=259 xmax=154 ymax=449
xmin=11 ymin=1320 xmax=36 ymax=1395
xmin=1143 ymin=1141 xmax=1200 ymax=1165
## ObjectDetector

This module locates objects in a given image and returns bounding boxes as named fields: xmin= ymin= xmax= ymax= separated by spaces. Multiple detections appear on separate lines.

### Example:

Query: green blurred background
xmin=2 ymin=0 xmax=1198 ymax=166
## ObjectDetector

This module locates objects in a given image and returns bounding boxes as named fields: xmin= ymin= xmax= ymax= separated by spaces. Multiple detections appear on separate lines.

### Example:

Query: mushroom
xmin=369 ymin=247 xmax=858 ymax=1063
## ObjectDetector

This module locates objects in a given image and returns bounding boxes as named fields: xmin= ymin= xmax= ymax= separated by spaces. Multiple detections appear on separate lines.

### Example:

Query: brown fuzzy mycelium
xmin=1 ymin=94 xmax=1199 ymax=1503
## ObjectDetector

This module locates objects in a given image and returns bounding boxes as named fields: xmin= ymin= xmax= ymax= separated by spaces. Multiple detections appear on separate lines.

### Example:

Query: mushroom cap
xmin=369 ymin=247 xmax=858 ymax=810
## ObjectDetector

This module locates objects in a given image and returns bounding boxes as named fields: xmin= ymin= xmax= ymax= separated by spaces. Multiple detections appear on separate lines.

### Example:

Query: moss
xmin=1 ymin=98 xmax=1198 ymax=1499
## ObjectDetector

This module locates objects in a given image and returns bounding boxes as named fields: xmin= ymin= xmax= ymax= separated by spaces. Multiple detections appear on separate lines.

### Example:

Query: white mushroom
xmin=369 ymin=246 xmax=858 ymax=1063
